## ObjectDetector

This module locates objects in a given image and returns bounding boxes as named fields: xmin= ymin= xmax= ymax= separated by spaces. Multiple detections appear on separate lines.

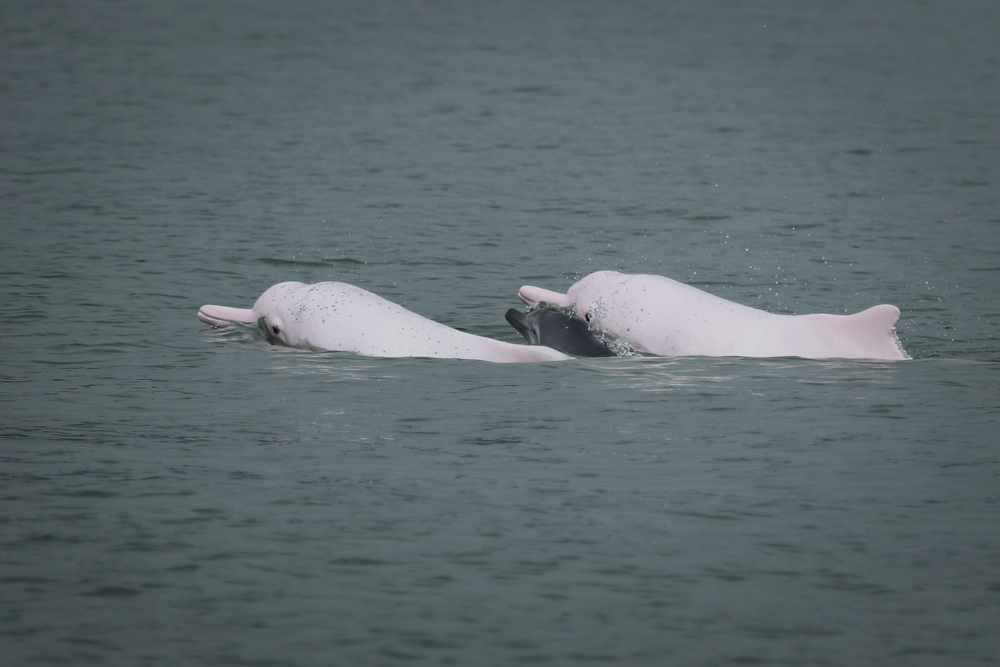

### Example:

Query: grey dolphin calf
xmin=505 ymin=307 xmax=616 ymax=358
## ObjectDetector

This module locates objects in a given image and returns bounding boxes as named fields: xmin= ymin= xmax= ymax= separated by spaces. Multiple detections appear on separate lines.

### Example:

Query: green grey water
xmin=2 ymin=1 xmax=999 ymax=665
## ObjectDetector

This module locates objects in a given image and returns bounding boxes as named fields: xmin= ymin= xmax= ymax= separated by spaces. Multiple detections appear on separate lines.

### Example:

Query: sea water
xmin=2 ymin=1 xmax=999 ymax=665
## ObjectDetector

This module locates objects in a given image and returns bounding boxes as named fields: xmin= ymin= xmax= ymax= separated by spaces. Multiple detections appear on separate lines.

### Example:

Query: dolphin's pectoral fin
xmin=197 ymin=305 xmax=257 ymax=327
xmin=518 ymin=286 xmax=573 ymax=308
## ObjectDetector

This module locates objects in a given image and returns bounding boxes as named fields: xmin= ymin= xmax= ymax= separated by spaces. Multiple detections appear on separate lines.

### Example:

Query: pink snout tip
xmin=517 ymin=286 xmax=572 ymax=308
xmin=197 ymin=305 xmax=256 ymax=327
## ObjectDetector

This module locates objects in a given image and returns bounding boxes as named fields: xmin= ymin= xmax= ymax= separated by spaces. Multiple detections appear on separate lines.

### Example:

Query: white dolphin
xmin=517 ymin=271 xmax=907 ymax=360
xmin=198 ymin=281 xmax=571 ymax=363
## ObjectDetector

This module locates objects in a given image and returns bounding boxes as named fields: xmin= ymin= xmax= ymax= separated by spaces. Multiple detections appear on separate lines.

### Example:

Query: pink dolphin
xmin=518 ymin=271 xmax=907 ymax=360
xmin=199 ymin=281 xmax=571 ymax=363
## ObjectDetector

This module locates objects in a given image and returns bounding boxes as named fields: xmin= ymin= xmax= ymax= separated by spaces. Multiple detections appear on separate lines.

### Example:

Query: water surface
xmin=2 ymin=1 xmax=999 ymax=665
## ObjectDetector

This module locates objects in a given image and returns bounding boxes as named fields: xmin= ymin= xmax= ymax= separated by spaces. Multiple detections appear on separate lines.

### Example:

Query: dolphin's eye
xmin=271 ymin=325 xmax=281 ymax=335
xmin=584 ymin=312 xmax=592 ymax=322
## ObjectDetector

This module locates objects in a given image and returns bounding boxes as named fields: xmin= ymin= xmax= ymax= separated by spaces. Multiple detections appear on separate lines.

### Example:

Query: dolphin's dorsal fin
xmin=813 ymin=304 xmax=905 ymax=359
xmin=850 ymin=304 xmax=901 ymax=331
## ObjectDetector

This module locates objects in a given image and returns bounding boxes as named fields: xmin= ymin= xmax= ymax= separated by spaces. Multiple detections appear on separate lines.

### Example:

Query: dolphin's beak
xmin=197 ymin=305 xmax=257 ymax=327
xmin=505 ymin=308 xmax=531 ymax=341
xmin=518 ymin=286 xmax=572 ymax=308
